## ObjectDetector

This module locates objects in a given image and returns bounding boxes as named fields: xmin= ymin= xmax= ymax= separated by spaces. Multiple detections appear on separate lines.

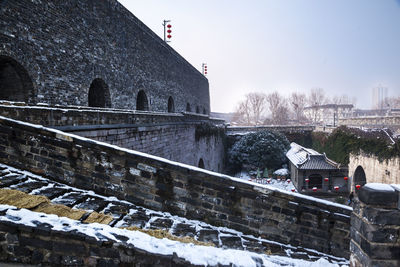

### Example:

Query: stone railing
xmin=227 ymin=125 xmax=315 ymax=135
xmin=0 ymin=103 xmax=224 ymax=128
xmin=350 ymin=183 xmax=400 ymax=266
xmin=0 ymin=115 xmax=351 ymax=258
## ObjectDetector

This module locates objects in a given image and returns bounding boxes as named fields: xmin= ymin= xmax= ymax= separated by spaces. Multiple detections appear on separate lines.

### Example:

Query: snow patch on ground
xmin=274 ymin=168 xmax=289 ymax=176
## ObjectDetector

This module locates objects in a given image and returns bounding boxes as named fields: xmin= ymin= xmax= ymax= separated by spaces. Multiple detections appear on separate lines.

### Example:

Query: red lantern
xmin=167 ymin=24 xmax=172 ymax=28
xmin=291 ymin=189 xmax=295 ymax=192
xmin=305 ymin=178 xmax=309 ymax=183
xmin=287 ymin=179 xmax=291 ymax=183
xmin=167 ymin=29 xmax=172 ymax=33
xmin=267 ymin=179 xmax=271 ymax=184
xmin=324 ymin=177 xmax=329 ymax=182
xmin=167 ymin=34 xmax=172 ymax=39
xmin=356 ymin=184 xmax=361 ymax=190
xmin=312 ymin=187 xmax=317 ymax=192
xmin=344 ymin=177 xmax=348 ymax=181
xmin=334 ymin=186 xmax=339 ymax=191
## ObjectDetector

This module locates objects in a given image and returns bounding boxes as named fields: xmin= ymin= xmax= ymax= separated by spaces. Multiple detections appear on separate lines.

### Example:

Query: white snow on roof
xmin=0 ymin=205 xmax=345 ymax=267
xmin=286 ymin=142 xmax=339 ymax=170
xmin=286 ymin=142 xmax=321 ymax=167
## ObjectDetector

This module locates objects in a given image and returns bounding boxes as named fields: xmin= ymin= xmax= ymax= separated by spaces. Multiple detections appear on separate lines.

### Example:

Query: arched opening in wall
xmin=88 ymin=78 xmax=111 ymax=108
xmin=353 ymin=166 xmax=366 ymax=190
xmin=196 ymin=106 xmax=200 ymax=114
xmin=136 ymin=90 xmax=149 ymax=111
xmin=0 ymin=55 xmax=34 ymax=103
xmin=198 ymin=158 xmax=205 ymax=169
xmin=308 ymin=174 xmax=322 ymax=189
xmin=203 ymin=107 xmax=207 ymax=115
xmin=168 ymin=96 xmax=175 ymax=112
xmin=186 ymin=103 xmax=191 ymax=112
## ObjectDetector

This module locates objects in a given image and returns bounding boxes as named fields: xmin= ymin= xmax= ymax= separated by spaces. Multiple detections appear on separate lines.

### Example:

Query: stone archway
xmin=168 ymin=96 xmax=175 ymax=113
xmin=0 ymin=55 xmax=34 ymax=103
xmin=353 ymin=166 xmax=366 ymax=189
xmin=137 ymin=90 xmax=149 ymax=111
xmin=198 ymin=158 xmax=205 ymax=169
xmin=88 ymin=78 xmax=111 ymax=108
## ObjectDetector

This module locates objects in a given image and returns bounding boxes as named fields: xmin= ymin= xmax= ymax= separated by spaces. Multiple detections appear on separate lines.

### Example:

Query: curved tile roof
xmin=286 ymin=143 xmax=339 ymax=170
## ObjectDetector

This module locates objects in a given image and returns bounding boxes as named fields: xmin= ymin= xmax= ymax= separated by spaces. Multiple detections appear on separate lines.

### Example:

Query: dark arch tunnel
xmin=0 ymin=55 xmax=34 ymax=103
xmin=353 ymin=165 xmax=366 ymax=190
xmin=88 ymin=78 xmax=111 ymax=108
xmin=168 ymin=96 xmax=175 ymax=112
xmin=137 ymin=90 xmax=149 ymax=111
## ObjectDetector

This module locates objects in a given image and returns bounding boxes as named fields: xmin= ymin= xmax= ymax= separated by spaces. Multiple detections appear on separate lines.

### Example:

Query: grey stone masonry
xmin=0 ymin=0 xmax=209 ymax=112
xmin=350 ymin=184 xmax=400 ymax=267
xmin=0 ymin=103 xmax=226 ymax=172
xmin=0 ymin=115 xmax=352 ymax=259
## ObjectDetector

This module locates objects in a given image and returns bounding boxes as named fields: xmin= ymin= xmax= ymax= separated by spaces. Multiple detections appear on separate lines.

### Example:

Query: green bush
xmin=309 ymin=126 xmax=400 ymax=164
xmin=228 ymin=130 xmax=290 ymax=172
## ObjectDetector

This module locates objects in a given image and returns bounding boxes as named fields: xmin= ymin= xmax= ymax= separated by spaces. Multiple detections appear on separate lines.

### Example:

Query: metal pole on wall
xmin=163 ymin=20 xmax=171 ymax=43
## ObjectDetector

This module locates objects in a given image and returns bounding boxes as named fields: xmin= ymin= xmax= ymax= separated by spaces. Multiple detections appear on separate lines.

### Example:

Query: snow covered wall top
xmin=0 ymin=115 xmax=351 ymax=258
xmin=0 ymin=0 xmax=210 ymax=113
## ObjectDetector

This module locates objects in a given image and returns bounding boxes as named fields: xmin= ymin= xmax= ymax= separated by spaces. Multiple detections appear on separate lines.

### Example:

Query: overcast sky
xmin=118 ymin=0 xmax=400 ymax=113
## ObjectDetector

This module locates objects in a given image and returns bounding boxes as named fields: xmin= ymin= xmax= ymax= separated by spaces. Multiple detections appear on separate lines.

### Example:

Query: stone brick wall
xmin=349 ymin=152 xmax=400 ymax=185
xmin=339 ymin=116 xmax=400 ymax=134
xmin=350 ymin=184 xmax=400 ymax=267
xmin=0 ymin=0 xmax=209 ymax=113
xmin=0 ymin=220 xmax=197 ymax=266
xmin=0 ymin=116 xmax=352 ymax=258
xmin=227 ymin=125 xmax=315 ymax=135
xmin=0 ymin=104 xmax=225 ymax=172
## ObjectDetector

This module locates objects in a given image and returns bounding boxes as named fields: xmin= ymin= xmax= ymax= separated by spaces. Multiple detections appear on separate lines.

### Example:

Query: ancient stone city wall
xmin=0 ymin=104 xmax=225 ymax=172
xmin=0 ymin=0 xmax=209 ymax=112
xmin=0 ymin=115 xmax=351 ymax=258
xmin=0 ymin=219 xmax=197 ymax=266
xmin=339 ymin=116 xmax=400 ymax=134
xmin=349 ymin=153 xmax=400 ymax=185
xmin=350 ymin=184 xmax=400 ymax=267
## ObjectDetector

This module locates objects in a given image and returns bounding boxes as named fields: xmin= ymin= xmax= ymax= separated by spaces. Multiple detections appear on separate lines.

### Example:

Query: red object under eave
xmin=344 ymin=177 xmax=348 ymax=181
xmin=356 ymin=184 xmax=361 ymax=190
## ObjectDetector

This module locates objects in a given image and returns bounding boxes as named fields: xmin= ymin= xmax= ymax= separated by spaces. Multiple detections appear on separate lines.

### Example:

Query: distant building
xmin=303 ymin=104 xmax=353 ymax=126
xmin=372 ymin=86 xmax=388 ymax=109
xmin=286 ymin=143 xmax=348 ymax=193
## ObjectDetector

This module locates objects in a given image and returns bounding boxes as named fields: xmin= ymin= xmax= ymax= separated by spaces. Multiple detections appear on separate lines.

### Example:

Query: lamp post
xmin=163 ymin=20 xmax=172 ymax=42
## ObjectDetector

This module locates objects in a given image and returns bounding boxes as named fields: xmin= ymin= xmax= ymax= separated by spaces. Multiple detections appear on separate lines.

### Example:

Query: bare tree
xmin=307 ymin=88 xmax=327 ymax=123
xmin=332 ymin=94 xmax=351 ymax=105
xmin=266 ymin=92 xmax=289 ymax=125
xmin=382 ymin=96 xmax=400 ymax=109
xmin=233 ymin=92 xmax=267 ymax=125
xmin=248 ymin=92 xmax=267 ymax=125
xmin=289 ymin=92 xmax=307 ymax=123
xmin=308 ymin=88 xmax=326 ymax=106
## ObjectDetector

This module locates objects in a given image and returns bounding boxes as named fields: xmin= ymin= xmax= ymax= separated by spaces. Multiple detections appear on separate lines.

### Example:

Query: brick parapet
xmin=0 ymin=220 xmax=197 ymax=266
xmin=0 ymin=115 xmax=351 ymax=258
xmin=350 ymin=184 xmax=400 ymax=267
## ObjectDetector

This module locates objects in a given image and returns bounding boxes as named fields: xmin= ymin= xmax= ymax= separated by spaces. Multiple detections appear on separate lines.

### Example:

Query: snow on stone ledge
xmin=0 ymin=205 xmax=345 ymax=267
xmin=364 ymin=183 xmax=395 ymax=192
